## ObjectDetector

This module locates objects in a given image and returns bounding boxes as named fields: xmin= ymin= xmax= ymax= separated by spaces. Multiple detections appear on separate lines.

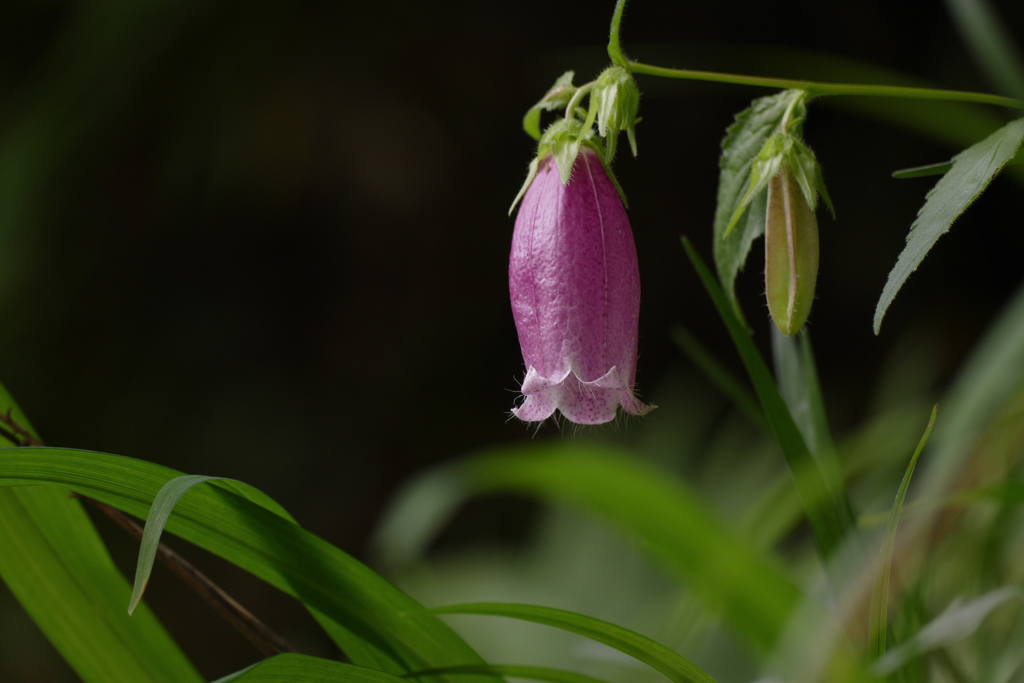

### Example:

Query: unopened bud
xmin=592 ymin=66 xmax=640 ymax=159
xmin=765 ymin=164 xmax=819 ymax=336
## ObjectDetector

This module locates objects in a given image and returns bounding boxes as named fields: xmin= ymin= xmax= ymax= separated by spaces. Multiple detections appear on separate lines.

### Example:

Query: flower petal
xmin=513 ymin=366 xmax=653 ymax=425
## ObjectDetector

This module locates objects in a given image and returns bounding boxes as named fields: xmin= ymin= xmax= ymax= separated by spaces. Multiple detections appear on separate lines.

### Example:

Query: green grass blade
xmin=211 ymin=653 xmax=407 ymax=682
xmin=129 ymin=475 xmax=240 ymax=615
xmin=874 ymin=118 xmax=1024 ymax=333
xmin=432 ymin=603 xmax=717 ymax=683
xmin=873 ymin=586 xmax=1024 ymax=676
xmin=868 ymin=406 xmax=938 ymax=663
xmin=406 ymin=664 xmax=612 ymax=683
xmin=0 ymin=383 xmax=201 ymax=683
xmin=917 ymin=278 xmax=1024 ymax=507
xmin=448 ymin=442 xmax=801 ymax=656
xmin=128 ymin=473 xmax=404 ymax=672
xmin=0 ymin=447 xmax=497 ymax=683
xmin=772 ymin=331 xmax=848 ymax=511
xmin=946 ymin=0 xmax=1024 ymax=101
xmin=683 ymin=237 xmax=856 ymax=559
xmin=131 ymin=475 xmax=396 ymax=671
xmin=671 ymin=325 xmax=767 ymax=429
xmin=891 ymin=161 xmax=954 ymax=179
xmin=0 ymin=488 xmax=203 ymax=683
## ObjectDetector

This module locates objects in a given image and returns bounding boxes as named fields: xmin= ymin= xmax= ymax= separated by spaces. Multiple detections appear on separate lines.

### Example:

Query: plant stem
xmin=607 ymin=0 xmax=628 ymax=67
xmin=628 ymin=61 xmax=1024 ymax=108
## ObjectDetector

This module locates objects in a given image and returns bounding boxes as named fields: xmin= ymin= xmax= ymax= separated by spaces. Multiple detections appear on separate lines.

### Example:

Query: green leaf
xmin=868 ymin=406 xmax=937 ymax=663
xmin=770 ymin=332 xmax=847 ymax=518
xmin=713 ymin=90 xmax=804 ymax=315
xmin=0 ymin=383 xmax=201 ymax=683
xmin=671 ymin=325 xmax=767 ymax=430
xmin=873 ymin=118 xmax=1024 ymax=333
xmin=406 ymin=664 xmax=612 ymax=683
xmin=891 ymin=161 xmax=953 ymax=179
xmin=523 ymin=71 xmax=577 ymax=140
xmin=0 ymin=448 xmax=496 ymax=683
xmin=873 ymin=585 xmax=1024 ymax=676
xmin=0 ymin=488 xmax=203 ymax=683
xmin=211 ymin=653 xmax=407 ymax=683
xmin=129 ymin=475 xmax=241 ymax=615
xmin=683 ymin=238 xmax=856 ymax=559
xmin=429 ymin=442 xmax=802 ymax=656
xmin=946 ymin=0 xmax=1024 ymax=101
xmin=432 ymin=603 xmax=717 ymax=683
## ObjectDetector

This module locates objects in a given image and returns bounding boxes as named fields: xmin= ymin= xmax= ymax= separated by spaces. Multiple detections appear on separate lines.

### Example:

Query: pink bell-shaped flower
xmin=509 ymin=146 xmax=653 ymax=424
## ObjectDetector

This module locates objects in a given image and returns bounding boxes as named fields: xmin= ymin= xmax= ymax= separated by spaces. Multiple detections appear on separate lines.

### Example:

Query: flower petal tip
xmin=512 ymin=367 xmax=654 ymax=426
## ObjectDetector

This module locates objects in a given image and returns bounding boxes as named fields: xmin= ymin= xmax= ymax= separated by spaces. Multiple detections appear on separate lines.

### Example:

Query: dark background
xmin=0 ymin=1 xmax=1022 ymax=680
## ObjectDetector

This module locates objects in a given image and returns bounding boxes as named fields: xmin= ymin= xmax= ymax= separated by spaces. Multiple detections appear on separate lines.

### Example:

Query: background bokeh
xmin=0 ymin=0 xmax=1022 ymax=680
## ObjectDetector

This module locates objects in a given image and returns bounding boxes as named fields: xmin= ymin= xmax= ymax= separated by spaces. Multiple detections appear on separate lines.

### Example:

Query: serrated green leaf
xmin=874 ymin=118 xmax=1024 ymax=333
xmin=0 ymin=448 xmax=496 ymax=683
xmin=433 ymin=603 xmax=717 ymax=683
xmin=211 ymin=653 xmax=406 ymax=683
xmin=713 ymin=90 xmax=805 ymax=315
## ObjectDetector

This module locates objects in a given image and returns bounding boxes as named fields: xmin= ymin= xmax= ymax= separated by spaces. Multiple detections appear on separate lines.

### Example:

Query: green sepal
xmin=724 ymin=132 xmax=787 ymax=236
xmin=508 ymin=156 xmax=540 ymax=216
xmin=724 ymin=126 xmax=832 ymax=236
xmin=591 ymin=65 xmax=640 ymax=160
xmin=509 ymin=118 xmax=627 ymax=213
xmin=522 ymin=71 xmax=577 ymax=141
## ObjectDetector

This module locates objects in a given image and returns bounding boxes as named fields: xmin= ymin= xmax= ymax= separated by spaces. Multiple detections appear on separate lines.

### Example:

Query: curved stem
xmin=608 ymin=0 xmax=628 ymax=67
xmin=564 ymin=82 xmax=594 ymax=121
xmin=628 ymin=61 xmax=1024 ymax=108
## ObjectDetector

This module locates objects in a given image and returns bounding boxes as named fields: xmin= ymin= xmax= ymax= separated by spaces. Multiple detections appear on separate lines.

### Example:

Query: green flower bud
xmin=591 ymin=65 xmax=640 ymax=159
xmin=765 ymin=164 xmax=819 ymax=336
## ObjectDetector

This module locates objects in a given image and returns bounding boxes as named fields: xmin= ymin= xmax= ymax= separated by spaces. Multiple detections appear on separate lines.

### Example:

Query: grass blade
xmin=683 ymin=237 xmax=855 ymax=559
xmin=129 ymin=475 xmax=239 ymax=615
xmin=868 ymin=406 xmax=938 ymax=663
xmin=874 ymin=586 xmax=1024 ymax=676
xmin=406 ymin=664 xmax=612 ymax=683
xmin=211 ymin=653 xmax=407 ymax=682
xmin=0 ymin=383 xmax=201 ymax=683
xmin=445 ymin=442 xmax=801 ymax=656
xmin=0 ymin=447 xmax=498 ymax=683
xmin=946 ymin=0 xmax=1024 ymax=100
xmin=671 ymin=325 xmax=767 ymax=429
xmin=433 ymin=603 xmax=717 ymax=683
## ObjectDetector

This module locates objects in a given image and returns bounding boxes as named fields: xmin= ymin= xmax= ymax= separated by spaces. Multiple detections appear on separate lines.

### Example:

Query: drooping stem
xmin=627 ymin=61 xmax=1024 ymax=108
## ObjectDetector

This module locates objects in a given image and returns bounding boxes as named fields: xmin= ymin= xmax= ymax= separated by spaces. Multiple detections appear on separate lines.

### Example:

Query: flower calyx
xmin=592 ymin=65 xmax=641 ymax=160
xmin=510 ymin=118 xmax=627 ymax=215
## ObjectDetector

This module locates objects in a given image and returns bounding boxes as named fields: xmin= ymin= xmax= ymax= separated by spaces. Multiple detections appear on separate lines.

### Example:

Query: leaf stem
xmin=627 ymin=61 xmax=1024 ymax=108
